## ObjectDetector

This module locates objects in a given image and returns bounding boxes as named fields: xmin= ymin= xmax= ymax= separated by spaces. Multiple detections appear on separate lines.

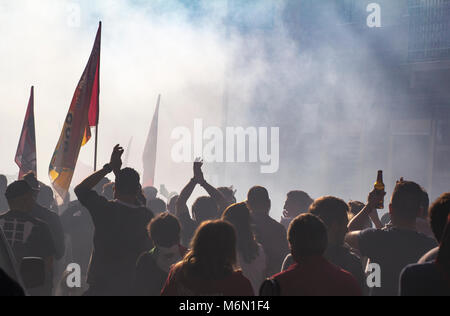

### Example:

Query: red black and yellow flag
xmin=49 ymin=22 xmax=101 ymax=198
xmin=15 ymin=86 xmax=37 ymax=179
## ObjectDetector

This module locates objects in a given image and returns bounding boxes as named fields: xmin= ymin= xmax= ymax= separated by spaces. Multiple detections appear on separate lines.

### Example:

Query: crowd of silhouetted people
xmin=0 ymin=144 xmax=449 ymax=296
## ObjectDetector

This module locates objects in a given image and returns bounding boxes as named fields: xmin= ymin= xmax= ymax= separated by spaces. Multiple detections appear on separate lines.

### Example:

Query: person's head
xmin=288 ymin=213 xmax=328 ymax=262
xmin=143 ymin=186 xmax=158 ymax=201
xmin=37 ymin=184 xmax=55 ymax=209
xmin=308 ymin=196 xmax=349 ymax=246
xmin=389 ymin=180 xmax=423 ymax=227
xmin=348 ymin=200 xmax=365 ymax=216
xmin=167 ymin=195 xmax=179 ymax=215
xmin=0 ymin=175 xmax=7 ymax=192
xmin=102 ymin=182 xmax=114 ymax=200
xmin=348 ymin=200 xmax=371 ymax=229
xmin=222 ymin=202 xmax=259 ymax=263
xmin=5 ymin=180 xmax=36 ymax=213
xmin=181 ymin=220 xmax=237 ymax=279
xmin=148 ymin=198 xmax=167 ymax=215
xmin=284 ymin=190 xmax=313 ymax=218
xmin=148 ymin=213 xmax=181 ymax=248
xmin=218 ymin=186 xmax=237 ymax=206
xmin=429 ymin=192 xmax=450 ymax=243
xmin=114 ymin=168 xmax=141 ymax=201
xmin=192 ymin=196 xmax=218 ymax=223
xmin=246 ymin=186 xmax=271 ymax=215
xmin=22 ymin=171 xmax=39 ymax=199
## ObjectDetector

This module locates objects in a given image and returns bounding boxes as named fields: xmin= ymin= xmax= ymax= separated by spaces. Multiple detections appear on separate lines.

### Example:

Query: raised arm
xmin=175 ymin=178 xmax=196 ymax=218
xmin=348 ymin=189 xmax=384 ymax=232
xmin=194 ymin=161 xmax=228 ymax=212
xmin=75 ymin=144 xmax=123 ymax=195
xmin=346 ymin=189 xmax=384 ymax=250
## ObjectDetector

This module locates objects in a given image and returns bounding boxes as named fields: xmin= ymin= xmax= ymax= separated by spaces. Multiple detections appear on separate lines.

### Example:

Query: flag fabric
xmin=49 ymin=22 xmax=101 ymax=198
xmin=15 ymin=86 xmax=37 ymax=179
xmin=142 ymin=95 xmax=161 ymax=187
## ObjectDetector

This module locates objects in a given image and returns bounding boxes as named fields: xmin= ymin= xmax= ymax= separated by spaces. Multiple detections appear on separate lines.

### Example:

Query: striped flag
xmin=15 ymin=86 xmax=37 ymax=179
xmin=49 ymin=22 xmax=101 ymax=198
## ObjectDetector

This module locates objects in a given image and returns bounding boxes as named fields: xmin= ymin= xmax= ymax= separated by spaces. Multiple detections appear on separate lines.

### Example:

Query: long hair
xmin=177 ymin=220 xmax=237 ymax=280
xmin=436 ymin=214 xmax=450 ymax=282
xmin=222 ymin=202 xmax=259 ymax=264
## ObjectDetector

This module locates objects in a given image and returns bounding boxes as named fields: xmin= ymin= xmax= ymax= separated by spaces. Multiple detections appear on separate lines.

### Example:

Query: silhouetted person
xmin=37 ymin=183 xmax=61 ymax=216
xmin=0 ymin=174 xmax=8 ymax=212
xmin=419 ymin=192 xmax=450 ymax=263
xmin=222 ymin=202 xmax=266 ymax=293
xmin=280 ymin=190 xmax=313 ymax=231
xmin=135 ymin=213 xmax=187 ymax=296
xmin=416 ymin=187 xmax=434 ymax=238
xmin=400 ymin=193 xmax=450 ymax=296
xmin=261 ymin=214 xmax=361 ymax=296
xmin=348 ymin=200 xmax=371 ymax=231
xmin=282 ymin=196 xmax=365 ymax=292
xmin=74 ymin=145 xmax=154 ymax=296
xmin=148 ymin=197 xmax=167 ymax=215
xmin=246 ymin=186 xmax=289 ymax=277
xmin=0 ymin=180 xmax=56 ymax=296
xmin=346 ymin=180 xmax=437 ymax=296
xmin=218 ymin=186 xmax=237 ymax=212
xmin=23 ymin=172 xmax=65 ymax=261
xmin=176 ymin=160 xmax=227 ymax=247
xmin=161 ymin=220 xmax=254 ymax=296
xmin=167 ymin=194 xmax=179 ymax=215
xmin=143 ymin=186 xmax=158 ymax=202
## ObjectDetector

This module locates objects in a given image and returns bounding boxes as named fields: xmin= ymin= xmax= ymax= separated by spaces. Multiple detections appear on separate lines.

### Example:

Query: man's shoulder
xmin=401 ymin=261 xmax=438 ymax=282
xmin=137 ymin=248 xmax=157 ymax=266
xmin=110 ymin=202 xmax=154 ymax=221
xmin=229 ymin=270 xmax=253 ymax=288
xmin=389 ymin=227 xmax=439 ymax=248
xmin=0 ymin=210 xmax=45 ymax=226
xmin=32 ymin=204 xmax=59 ymax=220
xmin=272 ymin=263 xmax=298 ymax=280
xmin=265 ymin=215 xmax=287 ymax=232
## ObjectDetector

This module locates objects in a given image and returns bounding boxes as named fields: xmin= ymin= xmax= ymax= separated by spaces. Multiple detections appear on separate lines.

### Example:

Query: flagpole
xmin=94 ymin=125 xmax=98 ymax=171
xmin=94 ymin=21 xmax=102 ymax=172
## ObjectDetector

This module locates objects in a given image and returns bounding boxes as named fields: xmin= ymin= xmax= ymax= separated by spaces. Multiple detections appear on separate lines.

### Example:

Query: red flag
xmin=142 ymin=95 xmax=161 ymax=187
xmin=49 ymin=22 xmax=101 ymax=198
xmin=15 ymin=86 xmax=37 ymax=179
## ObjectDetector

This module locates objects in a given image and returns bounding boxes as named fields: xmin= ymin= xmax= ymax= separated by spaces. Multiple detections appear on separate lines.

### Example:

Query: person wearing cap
xmin=22 ymin=172 xmax=65 ymax=261
xmin=0 ymin=180 xmax=57 ymax=296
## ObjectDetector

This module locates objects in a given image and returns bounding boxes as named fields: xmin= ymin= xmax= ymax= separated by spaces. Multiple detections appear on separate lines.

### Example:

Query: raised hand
xmin=367 ymin=188 xmax=385 ymax=210
xmin=193 ymin=158 xmax=205 ymax=184
xmin=110 ymin=144 xmax=124 ymax=173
